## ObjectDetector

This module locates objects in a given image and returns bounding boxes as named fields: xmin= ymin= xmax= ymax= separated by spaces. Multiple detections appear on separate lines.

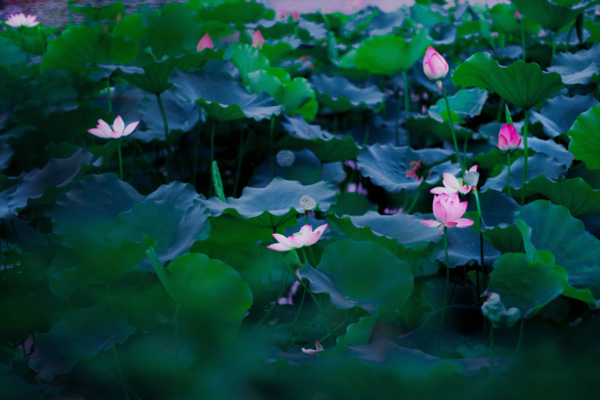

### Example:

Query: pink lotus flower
xmin=267 ymin=224 xmax=328 ymax=252
xmin=87 ymin=116 xmax=139 ymax=139
xmin=423 ymin=46 xmax=449 ymax=82
xmin=292 ymin=11 xmax=300 ymax=21
xmin=497 ymin=124 xmax=521 ymax=151
xmin=252 ymin=30 xmax=264 ymax=49
xmin=301 ymin=340 xmax=324 ymax=356
xmin=420 ymin=193 xmax=474 ymax=234
xmin=515 ymin=11 xmax=521 ymax=21
xmin=197 ymin=33 xmax=213 ymax=52
xmin=5 ymin=13 xmax=39 ymax=28
xmin=430 ymin=165 xmax=478 ymax=195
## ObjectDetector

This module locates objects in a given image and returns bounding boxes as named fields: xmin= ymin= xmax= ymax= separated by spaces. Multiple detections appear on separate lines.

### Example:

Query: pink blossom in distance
xmin=197 ymin=33 xmax=213 ymax=52
xmin=497 ymin=124 xmax=521 ymax=151
xmin=267 ymin=224 xmax=328 ymax=252
xmin=5 ymin=13 xmax=39 ymax=28
xmin=423 ymin=46 xmax=449 ymax=82
xmin=302 ymin=340 xmax=324 ymax=356
xmin=88 ymin=116 xmax=139 ymax=139
xmin=252 ymin=30 xmax=264 ymax=49
xmin=430 ymin=165 xmax=478 ymax=195
xmin=421 ymin=193 xmax=474 ymax=234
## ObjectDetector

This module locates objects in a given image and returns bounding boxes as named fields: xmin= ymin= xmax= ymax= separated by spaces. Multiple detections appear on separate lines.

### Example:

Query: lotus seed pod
xmin=300 ymin=195 xmax=317 ymax=211
xmin=276 ymin=150 xmax=295 ymax=167
xmin=481 ymin=292 xmax=521 ymax=329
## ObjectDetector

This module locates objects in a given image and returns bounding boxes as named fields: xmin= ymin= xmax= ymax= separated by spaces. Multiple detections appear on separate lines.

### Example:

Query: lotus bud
xmin=423 ymin=46 xmax=449 ymax=84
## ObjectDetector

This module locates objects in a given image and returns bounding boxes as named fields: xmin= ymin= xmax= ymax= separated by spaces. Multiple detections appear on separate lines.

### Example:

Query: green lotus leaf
xmin=311 ymin=74 xmax=384 ymax=113
xmin=172 ymin=70 xmax=282 ymax=121
xmin=549 ymin=44 xmax=600 ymax=85
xmin=281 ymin=115 xmax=360 ymax=162
xmin=1 ymin=149 xmax=96 ymax=219
xmin=261 ymin=36 xmax=301 ymax=65
xmin=452 ymin=52 xmax=563 ymax=109
xmin=28 ymin=305 xmax=135 ymax=381
xmin=404 ymin=114 xmax=474 ymax=141
xmin=428 ymin=88 xmax=488 ymax=124
xmin=567 ymin=103 xmax=600 ymax=169
xmin=40 ymin=25 xmax=137 ymax=73
xmin=195 ymin=0 xmax=274 ymax=26
xmin=526 ymin=175 xmax=600 ymax=217
xmin=140 ymin=2 xmax=202 ymax=58
xmin=441 ymin=226 xmax=501 ymax=268
xmin=487 ymin=251 xmax=567 ymax=316
xmin=357 ymin=144 xmax=458 ymax=193
xmin=527 ymin=137 xmax=573 ymax=169
xmin=247 ymin=70 xmax=317 ymax=121
xmin=201 ymin=178 xmax=336 ymax=228
xmin=147 ymin=249 xmax=253 ymax=322
xmin=354 ymin=31 xmax=432 ymax=75
xmin=483 ymin=225 xmax=525 ymax=254
xmin=489 ymin=4 xmax=521 ymax=35
xmin=300 ymin=239 xmax=413 ymax=315
xmin=409 ymin=4 xmax=449 ymax=28
xmin=116 ymin=58 xmax=177 ymax=94
xmin=512 ymin=0 xmax=589 ymax=32
xmin=72 ymin=1 xmax=124 ymax=21
xmin=516 ymin=200 xmax=600 ymax=297
xmin=0 ymin=37 xmax=27 ymax=67
xmin=225 ymin=43 xmax=271 ymax=85
xmin=530 ymin=94 xmax=599 ymax=138
xmin=481 ymin=154 xmax=567 ymax=192
xmin=336 ymin=315 xmax=378 ymax=347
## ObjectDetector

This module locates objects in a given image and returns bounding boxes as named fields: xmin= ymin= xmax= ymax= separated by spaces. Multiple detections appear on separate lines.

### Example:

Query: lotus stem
xmin=106 ymin=80 xmax=113 ymax=115
xmin=402 ymin=71 xmax=410 ymax=115
xmin=506 ymin=151 xmax=511 ymax=196
xmin=106 ymin=284 xmax=130 ymax=400
xmin=551 ymin=31 xmax=557 ymax=58
xmin=441 ymin=87 xmax=466 ymax=173
xmin=285 ymin=278 xmax=308 ymax=350
xmin=489 ymin=327 xmax=495 ymax=375
xmin=269 ymin=117 xmax=276 ymax=180
xmin=209 ymin=121 xmax=216 ymax=197
xmin=233 ymin=128 xmax=245 ymax=197
xmin=521 ymin=108 xmax=530 ymax=205
xmin=438 ymin=226 xmax=450 ymax=353
xmin=363 ymin=124 xmax=370 ymax=146
xmin=117 ymin=139 xmax=123 ymax=180
xmin=406 ymin=190 xmax=421 ymax=214
xmin=173 ymin=304 xmax=181 ymax=400
xmin=156 ymin=93 xmax=172 ymax=181
xmin=473 ymin=188 xmax=483 ymax=297
xmin=520 ymin=23 xmax=526 ymax=61
xmin=192 ymin=118 xmax=201 ymax=187
xmin=312 ymin=162 xmax=323 ymax=184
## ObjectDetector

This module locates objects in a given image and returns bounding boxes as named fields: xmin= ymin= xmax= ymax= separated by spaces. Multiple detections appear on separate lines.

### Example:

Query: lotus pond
xmin=2 ymin=0 xmax=600 ymax=399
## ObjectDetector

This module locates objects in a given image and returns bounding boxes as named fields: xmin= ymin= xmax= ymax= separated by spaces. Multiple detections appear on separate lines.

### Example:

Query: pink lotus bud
xmin=252 ymin=30 xmax=264 ymax=49
xmin=497 ymin=124 xmax=521 ymax=151
xmin=420 ymin=193 xmax=474 ymax=234
xmin=292 ymin=11 xmax=300 ymax=21
xmin=197 ymin=33 xmax=213 ymax=52
xmin=423 ymin=46 xmax=449 ymax=82
xmin=515 ymin=11 xmax=521 ymax=21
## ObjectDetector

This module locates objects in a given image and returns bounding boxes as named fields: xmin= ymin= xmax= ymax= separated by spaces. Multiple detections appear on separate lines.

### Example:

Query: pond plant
xmin=2 ymin=0 xmax=600 ymax=399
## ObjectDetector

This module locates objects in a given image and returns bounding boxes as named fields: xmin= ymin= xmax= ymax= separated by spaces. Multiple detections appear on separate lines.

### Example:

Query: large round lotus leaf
xmin=512 ymin=0 xmax=589 ymax=31
xmin=225 ymin=43 xmax=270 ymax=85
xmin=261 ymin=36 xmax=301 ymax=65
xmin=357 ymin=144 xmax=459 ymax=193
xmin=483 ymin=225 xmax=525 ymax=254
xmin=0 ymin=37 xmax=27 ymax=66
xmin=481 ymin=154 xmax=567 ymax=192
xmin=1 ymin=150 xmax=96 ymax=219
xmin=487 ymin=251 xmax=567 ymax=316
xmin=281 ymin=115 xmax=359 ymax=162
xmin=28 ymin=305 xmax=135 ymax=381
xmin=428 ymin=88 xmax=488 ymax=124
xmin=404 ymin=114 xmax=474 ymax=141
xmin=567 ymin=103 xmax=600 ymax=170
xmin=301 ymin=240 xmax=413 ymax=315
xmin=171 ymin=70 xmax=281 ymax=121
xmin=116 ymin=58 xmax=177 ymax=95
xmin=138 ymin=90 xmax=200 ymax=142
xmin=139 ymin=3 xmax=202 ymax=58
xmin=477 ymin=190 xmax=520 ymax=229
xmin=527 ymin=137 xmax=573 ymax=169
xmin=441 ymin=225 xmax=501 ymax=268
xmin=549 ymin=44 xmax=600 ymax=85
xmin=530 ymin=94 xmax=599 ymax=138
xmin=147 ymin=249 xmax=253 ymax=322
xmin=298 ymin=19 xmax=328 ymax=41
xmin=489 ymin=4 xmax=521 ymax=35
xmin=452 ymin=52 xmax=563 ymax=109
xmin=526 ymin=175 xmax=600 ymax=217
xmin=40 ymin=25 xmax=137 ymax=73
xmin=354 ymin=31 xmax=432 ymax=75
xmin=201 ymin=178 xmax=337 ymax=228
xmin=311 ymin=74 xmax=384 ymax=113
xmin=516 ymin=200 xmax=600 ymax=296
